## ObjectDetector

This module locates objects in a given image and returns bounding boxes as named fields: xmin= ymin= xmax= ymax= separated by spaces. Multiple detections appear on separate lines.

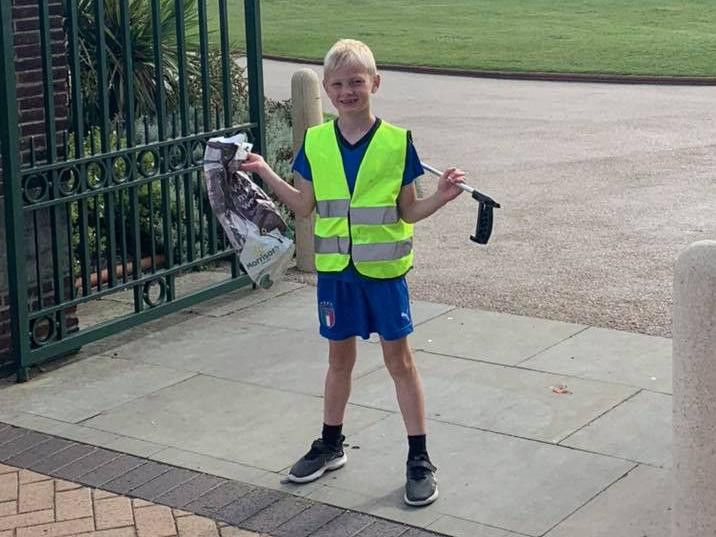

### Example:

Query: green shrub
xmin=68 ymin=99 xmax=295 ymax=274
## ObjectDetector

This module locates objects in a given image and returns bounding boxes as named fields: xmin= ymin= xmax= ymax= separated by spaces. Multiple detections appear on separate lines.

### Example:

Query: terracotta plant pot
xmin=74 ymin=255 xmax=165 ymax=289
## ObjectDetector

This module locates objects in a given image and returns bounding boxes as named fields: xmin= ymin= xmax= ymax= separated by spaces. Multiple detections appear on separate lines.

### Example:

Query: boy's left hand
xmin=437 ymin=167 xmax=466 ymax=203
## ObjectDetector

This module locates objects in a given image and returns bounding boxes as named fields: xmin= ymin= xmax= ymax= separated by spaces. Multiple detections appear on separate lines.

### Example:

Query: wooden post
xmin=291 ymin=68 xmax=322 ymax=272
xmin=673 ymin=240 xmax=716 ymax=537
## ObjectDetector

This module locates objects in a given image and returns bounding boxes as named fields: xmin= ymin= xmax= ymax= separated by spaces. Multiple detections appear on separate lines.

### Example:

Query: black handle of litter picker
xmin=421 ymin=162 xmax=501 ymax=245
xmin=473 ymin=200 xmax=492 ymax=244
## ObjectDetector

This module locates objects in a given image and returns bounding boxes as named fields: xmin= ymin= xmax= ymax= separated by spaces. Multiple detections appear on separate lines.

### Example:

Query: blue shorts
xmin=316 ymin=276 xmax=413 ymax=341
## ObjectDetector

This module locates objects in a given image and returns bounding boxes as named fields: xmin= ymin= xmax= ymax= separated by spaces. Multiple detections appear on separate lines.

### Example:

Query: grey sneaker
xmin=287 ymin=437 xmax=347 ymax=483
xmin=404 ymin=456 xmax=438 ymax=506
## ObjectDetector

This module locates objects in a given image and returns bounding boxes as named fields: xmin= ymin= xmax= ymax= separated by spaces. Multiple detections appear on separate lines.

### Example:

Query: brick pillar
xmin=0 ymin=0 xmax=72 ymax=377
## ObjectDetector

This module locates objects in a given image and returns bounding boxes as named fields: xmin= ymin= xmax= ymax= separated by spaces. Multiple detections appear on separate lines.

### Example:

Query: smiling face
xmin=323 ymin=64 xmax=381 ymax=117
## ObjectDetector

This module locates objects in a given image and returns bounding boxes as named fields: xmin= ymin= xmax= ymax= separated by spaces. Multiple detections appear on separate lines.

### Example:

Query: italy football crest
xmin=319 ymin=301 xmax=336 ymax=328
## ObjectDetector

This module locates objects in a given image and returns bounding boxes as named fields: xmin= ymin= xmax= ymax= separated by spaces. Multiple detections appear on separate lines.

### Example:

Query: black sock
xmin=408 ymin=434 xmax=428 ymax=460
xmin=322 ymin=423 xmax=343 ymax=447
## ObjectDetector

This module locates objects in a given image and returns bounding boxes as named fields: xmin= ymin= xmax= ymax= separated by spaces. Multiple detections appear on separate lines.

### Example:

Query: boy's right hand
xmin=239 ymin=152 xmax=269 ymax=177
xmin=437 ymin=166 xmax=466 ymax=204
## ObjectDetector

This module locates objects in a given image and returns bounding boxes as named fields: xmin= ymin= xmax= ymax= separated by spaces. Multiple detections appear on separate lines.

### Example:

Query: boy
xmin=240 ymin=39 xmax=464 ymax=507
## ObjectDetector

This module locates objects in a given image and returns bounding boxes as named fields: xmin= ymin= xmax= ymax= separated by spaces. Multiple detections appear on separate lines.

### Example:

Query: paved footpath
xmin=0 ymin=414 xmax=435 ymax=537
xmin=0 ymin=278 xmax=673 ymax=536
xmin=0 ymin=424 xmax=431 ymax=537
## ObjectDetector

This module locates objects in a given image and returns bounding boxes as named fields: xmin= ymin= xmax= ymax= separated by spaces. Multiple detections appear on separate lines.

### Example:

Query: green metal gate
xmin=0 ymin=0 xmax=266 ymax=381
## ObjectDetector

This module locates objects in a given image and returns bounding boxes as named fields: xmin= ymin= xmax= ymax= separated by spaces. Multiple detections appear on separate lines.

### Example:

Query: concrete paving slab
xmin=247 ymin=469 xmax=324 ymax=499
xmin=228 ymin=286 xmax=319 ymax=332
xmin=410 ymin=309 xmax=586 ymax=365
xmin=322 ymin=415 xmax=633 ymax=536
xmin=102 ymin=436 xmax=167 ymax=458
xmin=0 ymin=408 xmax=19 ymax=422
xmin=409 ymin=300 xmax=457 ymax=327
xmin=149 ymin=447 xmax=271 ymax=485
xmin=303 ymin=484 xmax=374 ymax=511
xmin=427 ymin=515 xmax=521 ymax=537
xmin=74 ymin=270 xmax=238 ymax=331
xmin=351 ymin=351 xmax=638 ymax=443
xmin=102 ymin=269 xmax=233 ymax=305
xmin=258 ymin=472 xmax=346 ymax=508
xmin=83 ymin=375 xmax=391 ymax=472
xmin=75 ymin=311 xmax=197 ymax=358
xmin=361 ymin=494 xmax=443 ymax=529
xmin=521 ymin=327 xmax=672 ymax=393
xmin=76 ymin=298 xmax=134 ymax=330
xmin=544 ymin=464 xmax=670 ymax=537
xmin=0 ymin=356 xmax=194 ymax=423
xmin=301 ymin=482 xmax=442 ymax=530
xmin=561 ymin=390 xmax=672 ymax=467
xmin=0 ymin=412 xmax=121 ymax=446
xmin=107 ymin=317 xmax=384 ymax=397
xmin=186 ymin=281 xmax=306 ymax=318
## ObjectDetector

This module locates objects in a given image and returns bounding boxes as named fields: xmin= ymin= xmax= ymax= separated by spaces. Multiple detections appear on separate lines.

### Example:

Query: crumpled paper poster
xmin=203 ymin=133 xmax=294 ymax=288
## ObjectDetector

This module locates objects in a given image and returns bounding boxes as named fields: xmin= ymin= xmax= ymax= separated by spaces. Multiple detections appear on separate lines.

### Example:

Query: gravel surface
xmin=265 ymin=60 xmax=716 ymax=337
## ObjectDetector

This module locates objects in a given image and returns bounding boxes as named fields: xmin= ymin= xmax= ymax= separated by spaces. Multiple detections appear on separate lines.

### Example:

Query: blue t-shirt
xmin=292 ymin=119 xmax=424 ymax=282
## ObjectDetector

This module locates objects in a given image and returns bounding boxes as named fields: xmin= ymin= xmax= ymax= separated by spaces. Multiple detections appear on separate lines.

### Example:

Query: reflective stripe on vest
xmin=315 ymin=236 xmax=350 ymax=254
xmin=316 ymin=202 xmax=399 ymax=225
xmin=305 ymin=120 xmax=413 ymax=279
xmin=352 ymin=239 xmax=413 ymax=262
xmin=350 ymin=206 xmax=400 ymax=225
xmin=316 ymin=199 xmax=350 ymax=218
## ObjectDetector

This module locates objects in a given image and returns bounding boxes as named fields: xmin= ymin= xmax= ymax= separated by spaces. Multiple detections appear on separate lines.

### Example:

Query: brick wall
xmin=10 ymin=0 xmax=68 ymax=159
xmin=0 ymin=0 xmax=71 ymax=376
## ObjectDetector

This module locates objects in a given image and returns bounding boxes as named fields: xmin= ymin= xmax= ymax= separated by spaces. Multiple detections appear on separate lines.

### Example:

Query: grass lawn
xmin=207 ymin=0 xmax=716 ymax=76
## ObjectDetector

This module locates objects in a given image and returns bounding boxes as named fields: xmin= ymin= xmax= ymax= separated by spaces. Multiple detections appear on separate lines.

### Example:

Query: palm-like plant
xmin=73 ymin=0 xmax=244 ymax=128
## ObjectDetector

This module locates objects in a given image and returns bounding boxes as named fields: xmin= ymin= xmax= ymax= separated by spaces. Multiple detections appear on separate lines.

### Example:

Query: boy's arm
xmin=240 ymin=153 xmax=316 ymax=217
xmin=397 ymin=167 xmax=465 ymax=224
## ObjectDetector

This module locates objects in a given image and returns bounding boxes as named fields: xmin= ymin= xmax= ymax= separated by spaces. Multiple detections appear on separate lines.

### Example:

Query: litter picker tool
xmin=421 ymin=162 xmax=501 ymax=245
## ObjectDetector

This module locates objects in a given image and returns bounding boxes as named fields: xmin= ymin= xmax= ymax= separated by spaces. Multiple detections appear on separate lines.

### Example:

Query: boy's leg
xmin=324 ymin=336 xmax=357 ymax=426
xmin=381 ymin=336 xmax=438 ymax=507
xmin=286 ymin=338 xmax=353 ymax=483
xmin=380 ymin=336 xmax=425 ymax=436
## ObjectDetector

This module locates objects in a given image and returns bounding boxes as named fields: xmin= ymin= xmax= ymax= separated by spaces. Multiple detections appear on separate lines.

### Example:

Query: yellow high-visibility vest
xmin=304 ymin=120 xmax=413 ymax=279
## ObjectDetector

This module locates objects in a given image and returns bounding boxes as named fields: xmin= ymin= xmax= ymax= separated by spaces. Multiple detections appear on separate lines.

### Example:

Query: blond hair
xmin=323 ymin=39 xmax=377 ymax=76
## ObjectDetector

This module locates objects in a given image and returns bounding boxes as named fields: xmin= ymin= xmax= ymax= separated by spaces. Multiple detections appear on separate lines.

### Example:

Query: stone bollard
xmin=672 ymin=240 xmax=716 ymax=537
xmin=291 ymin=68 xmax=323 ymax=272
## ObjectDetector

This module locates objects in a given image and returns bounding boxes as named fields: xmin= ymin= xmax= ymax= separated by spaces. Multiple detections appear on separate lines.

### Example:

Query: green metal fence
xmin=1 ymin=0 xmax=266 ymax=381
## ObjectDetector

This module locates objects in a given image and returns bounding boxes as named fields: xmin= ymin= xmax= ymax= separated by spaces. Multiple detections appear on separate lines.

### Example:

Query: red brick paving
xmin=0 ymin=463 xmax=264 ymax=537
